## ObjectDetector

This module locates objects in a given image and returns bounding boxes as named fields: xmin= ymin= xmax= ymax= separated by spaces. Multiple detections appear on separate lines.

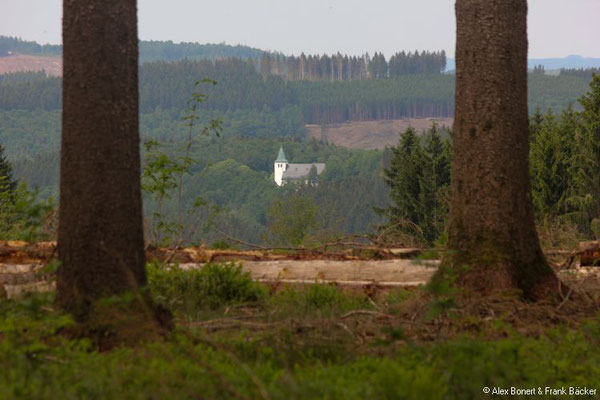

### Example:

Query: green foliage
xmin=0 ymin=35 xmax=265 ymax=62
xmin=138 ymin=40 xmax=264 ymax=63
xmin=211 ymin=240 xmax=231 ymax=249
xmin=570 ymin=74 xmax=600 ymax=231
xmin=0 ymin=144 xmax=54 ymax=240
xmin=419 ymin=124 xmax=452 ymax=240
xmin=530 ymin=109 xmax=573 ymax=216
xmin=272 ymin=284 xmax=370 ymax=314
xmin=385 ymin=288 xmax=416 ymax=306
xmin=2 ymin=56 xmax=596 ymax=246
xmin=142 ymin=79 xmax=222 ymax=246
xmin=560 ymin=67 xmax=600 ymax=80
xmin=0 ymin=143 xmax=17 ymax=194
xmin=377 ymin=124 xmax=451 ymax=245
xmin=267 ymin=194 xmax=320 ymax=246
xmin=3 ymin=291 xmax=600 ymax=399
xmin=422 ymin=264 xmax=466 ymax=319
xmin=529 ymin=74 xmax=600 ymax=239
xmin=0 ymin=109 xmax=61 ymax=159
xmin=147 ymin=261 xmax=267 ymax=313
xmin=0 ymin=36 xmax=62 ymax=56
xmin=0 ymin=59 xmax=589 ymax=125
xmin=0 ymin=182 xmax=55 ymax=241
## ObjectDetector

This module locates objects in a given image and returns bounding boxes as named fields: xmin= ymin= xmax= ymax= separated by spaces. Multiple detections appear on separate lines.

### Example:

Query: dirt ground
xmin=306 ymin=118 xmax=454 ymax=150
xmin=0 ymin=54 xmax=62 ymax=76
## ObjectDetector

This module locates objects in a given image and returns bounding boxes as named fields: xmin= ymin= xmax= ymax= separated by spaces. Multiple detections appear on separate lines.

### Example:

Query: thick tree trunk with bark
xmin=446 ymin=0 xmax=558 ymax=299
xmin=57 ymin=0 xmax=168 ymax=339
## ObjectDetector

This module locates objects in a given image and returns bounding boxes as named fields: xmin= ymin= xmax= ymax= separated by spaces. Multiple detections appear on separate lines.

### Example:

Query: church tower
xmin=274 ymin=145 xmax=289 ymax=186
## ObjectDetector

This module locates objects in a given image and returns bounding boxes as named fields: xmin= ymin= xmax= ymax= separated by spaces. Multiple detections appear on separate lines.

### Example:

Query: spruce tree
xmin=379 ymin=127 xmax=425 ymax=241
xmin=530 ymin=112 xmax=566 ymax=217
xmin=0 ymin=144 xmax=17 ymax=198
xmin=571 ymin=74 xmax=600 ymax=232
xmin=419 ymin=124 xmax=451 ymax=242
xmin=445 ymin=0 xmax=558 ymax=300
xmin=57 ymin=0 xmax=169 ymax=341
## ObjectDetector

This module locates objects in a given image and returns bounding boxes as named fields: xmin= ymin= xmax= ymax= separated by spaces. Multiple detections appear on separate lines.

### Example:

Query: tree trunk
xmin=446 ymin=0 xmax=558 ymax=300
xmin=57 ymin=0 xmax=169 ymax=340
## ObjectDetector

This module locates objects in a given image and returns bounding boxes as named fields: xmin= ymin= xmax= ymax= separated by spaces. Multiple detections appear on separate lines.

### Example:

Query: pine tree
xmin=446 ymin=0 xmax=558 ymax=300
xmin=378 ymin=127 xmax=425 ymax=242
xmin=0 ymin=144 xmax=17 ymax=198
xmin=419 ymin=124 xmax=451 ymax=242
xmin=529 ymin=107 xmax=544 ymax=142
xmin=530 ymin=112 xmax=571 ymax=217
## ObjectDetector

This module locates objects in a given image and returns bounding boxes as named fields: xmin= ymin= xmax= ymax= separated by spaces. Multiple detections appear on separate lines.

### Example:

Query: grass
xmin=1 ymin=262 xmax=600 ymax=399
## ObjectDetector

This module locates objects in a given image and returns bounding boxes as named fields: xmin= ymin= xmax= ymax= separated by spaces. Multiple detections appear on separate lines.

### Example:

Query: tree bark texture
xmin=448 ymin=0 xmax=557 ymax=299
xmin=57 ymin=0 xmax=147 ymax=315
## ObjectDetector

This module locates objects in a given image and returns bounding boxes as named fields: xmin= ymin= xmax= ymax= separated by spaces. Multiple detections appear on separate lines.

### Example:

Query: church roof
xmin=275 ymin=145 xmax=288 ymax=162
xmin=283 ymin=163 xmax=326 ymax=180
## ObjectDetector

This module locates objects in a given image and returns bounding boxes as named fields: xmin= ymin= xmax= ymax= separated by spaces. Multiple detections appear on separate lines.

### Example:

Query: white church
xmin=274 ymin=145 xmax=325 ymax=186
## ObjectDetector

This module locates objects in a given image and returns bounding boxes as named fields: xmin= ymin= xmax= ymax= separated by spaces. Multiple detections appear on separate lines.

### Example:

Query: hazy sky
xmin=1 ymin=0 xmax=598 ymax=58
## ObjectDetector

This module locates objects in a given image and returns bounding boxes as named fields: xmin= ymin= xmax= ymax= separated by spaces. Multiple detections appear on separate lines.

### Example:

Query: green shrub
xmin=273 ymin=283 xmax=370 ymax=314
xmin=0 ymin=182 xmax=55 ymax=241
xmin=210 ymin=240 xmax=231 ymax=249
xmin=147 ymin=261 xmax=267 ymax=314
xmin=385 ymin=288 xmax=415 ymax=305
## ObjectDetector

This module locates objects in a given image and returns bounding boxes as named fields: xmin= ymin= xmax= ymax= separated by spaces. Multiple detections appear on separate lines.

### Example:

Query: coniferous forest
xmin=0 ymin=34 xmax=598 ymax=246
xmin=0 ymin=58 xmax=592 ymax=122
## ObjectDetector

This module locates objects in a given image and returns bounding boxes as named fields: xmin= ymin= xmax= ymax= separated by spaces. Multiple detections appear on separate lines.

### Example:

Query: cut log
xmin=580 ymin=241 xmax=600 ymax=266
xmin=180 ymin=259 xmax=439 ymax=285
xmin=4 ymin=281 xmax=56 ymax=299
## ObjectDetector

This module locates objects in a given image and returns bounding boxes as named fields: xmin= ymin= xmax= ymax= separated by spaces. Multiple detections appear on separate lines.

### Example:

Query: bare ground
xmin=306 ymin=118 xmax=454 ymax=150
xmin=0 ymin=54 xmax=62 ymax=76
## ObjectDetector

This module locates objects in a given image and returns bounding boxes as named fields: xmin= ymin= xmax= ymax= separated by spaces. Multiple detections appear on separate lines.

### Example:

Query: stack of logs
xmin=2 ymin=240 xmax=600 ymax=299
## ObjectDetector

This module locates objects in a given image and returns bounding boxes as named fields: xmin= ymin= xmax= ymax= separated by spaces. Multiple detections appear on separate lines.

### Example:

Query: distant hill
xmin=445 ymin=55 xmax=600 ymax=72
xmin=0 ymin=36 xmax=61 ymax=57
xmin=0 ymin=36 xmax=264 ymax=63
xmin=0 ymin=54 xmax=62 ymax=76
xmin=0 ymin=59 xmax=591 ymax=123
xmin=138 ymin=40 xmax=264 ymax=63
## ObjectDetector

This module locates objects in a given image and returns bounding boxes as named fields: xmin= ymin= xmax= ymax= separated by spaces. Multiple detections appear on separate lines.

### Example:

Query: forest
xmin=0 ymin=35 xmax=263 ymax=62
xmin=0 ymin=58 xmax=592 ymax=124
xmin=0 ymin=58 xmax=598 ymax=246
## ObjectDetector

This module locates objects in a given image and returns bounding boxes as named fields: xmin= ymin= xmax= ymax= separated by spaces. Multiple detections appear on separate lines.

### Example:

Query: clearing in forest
xmin=306 ymin=118 xmax=453 ymax=149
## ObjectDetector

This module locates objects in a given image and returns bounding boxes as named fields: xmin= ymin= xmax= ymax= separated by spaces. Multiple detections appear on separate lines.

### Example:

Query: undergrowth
xmin=1 ymin=263 xmax=600 ymax=399
xmin=147 ymin=261 xmax=267 ymax=315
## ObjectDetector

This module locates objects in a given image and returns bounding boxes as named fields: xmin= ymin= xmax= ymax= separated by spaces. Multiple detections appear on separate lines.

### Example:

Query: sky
xmin=0 ymin=0 xmax=598 ymax=58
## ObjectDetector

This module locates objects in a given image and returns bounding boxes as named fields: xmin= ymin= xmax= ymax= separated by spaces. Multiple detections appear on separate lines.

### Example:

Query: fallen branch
xmin=184 ymin=318 xmax=271 ymax=331
xmin=335 ymin=322 xmax=363 ymax=344
xmin=214 ymin=228 xmax=420 ymax=256
xmin=556 ymin=287 xmax=573 ymax=311
xmin=340 ymin=310 xmax=395 ymax=319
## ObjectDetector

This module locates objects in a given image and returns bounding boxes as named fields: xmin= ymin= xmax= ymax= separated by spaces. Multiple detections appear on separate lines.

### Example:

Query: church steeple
xmin=274 ymin=145 xmax=289 ymax=186
xmin=275 ymin=145 xmax=288 ymax=163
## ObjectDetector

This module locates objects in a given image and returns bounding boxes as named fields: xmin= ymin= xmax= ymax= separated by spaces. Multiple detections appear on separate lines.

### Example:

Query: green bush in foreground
xmin=147 ymin=261 xmax=267 ymax=313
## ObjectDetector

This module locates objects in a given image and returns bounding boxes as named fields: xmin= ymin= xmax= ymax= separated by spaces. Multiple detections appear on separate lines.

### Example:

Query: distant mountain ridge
xmin=446 ymin=55 xmax=600 ymax=71
xmin=0 ymin=36 xmax=264 ymax=63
